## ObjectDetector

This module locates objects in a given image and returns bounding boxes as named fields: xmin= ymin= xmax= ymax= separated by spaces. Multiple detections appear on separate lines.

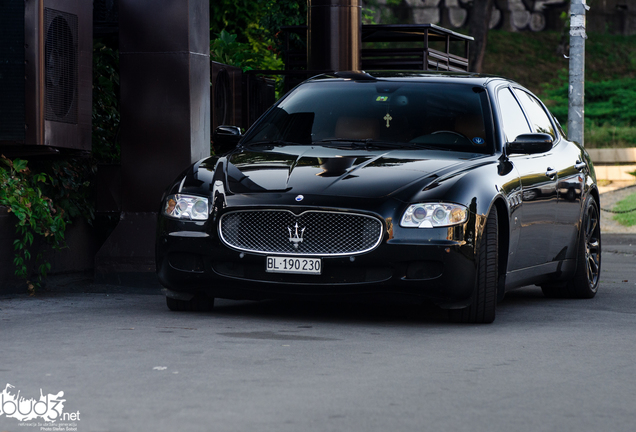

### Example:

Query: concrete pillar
xmin=95 ymin=0 xmax=210 ymax=284
xmin=308 ymin=0 xmax=361 ymax=71
xmin=118 ymin=0 xmax=210 ymax=211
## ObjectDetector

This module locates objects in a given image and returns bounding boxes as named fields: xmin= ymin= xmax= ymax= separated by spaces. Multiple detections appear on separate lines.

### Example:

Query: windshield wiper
xmin=316 ymin=139 xmax=440 ymax=150
xmin=240 ymin=140 xmax=299 ymax=149
xmin=316 ymin=138 xmax=374 ymax=148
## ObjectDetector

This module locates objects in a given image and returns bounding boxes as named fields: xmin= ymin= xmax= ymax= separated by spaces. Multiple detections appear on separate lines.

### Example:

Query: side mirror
xmin=212 ymin=125 xmax=242 ymax=154
xmin=507 ymin=133 xmax=554 ymax=155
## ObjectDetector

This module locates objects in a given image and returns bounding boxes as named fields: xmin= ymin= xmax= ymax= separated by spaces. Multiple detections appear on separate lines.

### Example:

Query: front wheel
xmin=449 ymin=210 xmax=498 ymax=324
xmin=542 ymin=195 xmax=601 ymax=299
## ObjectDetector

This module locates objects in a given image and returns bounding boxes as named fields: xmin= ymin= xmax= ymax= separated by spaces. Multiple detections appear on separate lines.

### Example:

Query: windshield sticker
xmin=376 ymin=96 xmax=389 ymax=102
xmin=384 ymin=113 xmax=393 ymax=128
xmin=472 ymin=137 xmax=485 ymax=145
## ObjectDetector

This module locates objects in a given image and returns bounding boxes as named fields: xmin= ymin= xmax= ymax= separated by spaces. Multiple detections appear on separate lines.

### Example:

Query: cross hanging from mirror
xmin=384 ymin=113 xmax=392 ymax=128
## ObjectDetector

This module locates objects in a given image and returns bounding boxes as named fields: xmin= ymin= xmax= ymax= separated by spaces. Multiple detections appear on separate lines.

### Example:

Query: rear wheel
xmin=449 ymin=210 xmax=498 ymax=324
xmin=542 ymin=195 xmax=601 ymax=299
xmin=166 ymin=295 xmax=215 ymax=312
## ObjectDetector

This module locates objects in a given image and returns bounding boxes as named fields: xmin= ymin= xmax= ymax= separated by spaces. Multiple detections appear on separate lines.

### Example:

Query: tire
xmin=449 ymin=209 xmax=498 ymax=324
xmin=541 ymin=195 xmax=601 ymax=299
xmin=166 ymin=295 xmax=215 ymax=312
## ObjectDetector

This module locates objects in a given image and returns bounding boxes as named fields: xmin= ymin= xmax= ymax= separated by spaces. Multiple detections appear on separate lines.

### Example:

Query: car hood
xmin=223 ymin=145 xmax=485 ymax=199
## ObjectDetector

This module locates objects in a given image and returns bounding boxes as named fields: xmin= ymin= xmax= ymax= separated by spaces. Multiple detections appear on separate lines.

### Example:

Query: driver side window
xmin=498 ymin=88 xmax=531 ymax=143
xmin=513 ymin=89 xmax=556 ymax=138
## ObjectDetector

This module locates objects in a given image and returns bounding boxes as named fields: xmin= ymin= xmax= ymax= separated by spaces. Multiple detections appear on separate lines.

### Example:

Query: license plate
xmin=266 ymin=256 xmax=321 ymax=275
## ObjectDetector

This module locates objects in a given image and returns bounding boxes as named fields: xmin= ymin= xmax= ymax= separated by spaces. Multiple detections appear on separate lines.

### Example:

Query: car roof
xmin=307 ymin=70 xmax=511 ymax=88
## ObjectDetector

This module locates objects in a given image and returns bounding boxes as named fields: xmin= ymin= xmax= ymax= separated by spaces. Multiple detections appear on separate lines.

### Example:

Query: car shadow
xmin=210 ymin=297 xmax=450 ymax=325
xmin=204 ymin=286 xmax=564 ymax=326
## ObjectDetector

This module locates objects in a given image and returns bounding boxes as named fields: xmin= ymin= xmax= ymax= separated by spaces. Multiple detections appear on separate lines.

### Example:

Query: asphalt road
xmin=1 ymin=234 xmax=635 ymax=432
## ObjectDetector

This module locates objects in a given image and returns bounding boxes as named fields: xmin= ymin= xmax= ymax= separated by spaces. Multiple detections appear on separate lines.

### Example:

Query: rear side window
xmin=513 ymin=89 xmax=556 ymax=138
xmin=497 ymin=88 xmax=531 ymax=142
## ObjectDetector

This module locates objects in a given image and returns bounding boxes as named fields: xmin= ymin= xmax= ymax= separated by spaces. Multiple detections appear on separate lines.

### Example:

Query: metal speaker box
xmin=0 ymin=0 xmax=92 ymax=153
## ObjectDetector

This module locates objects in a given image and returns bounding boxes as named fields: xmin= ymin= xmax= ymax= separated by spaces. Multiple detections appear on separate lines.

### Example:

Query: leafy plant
xmin=210 ymin=0 xmax=261 ymax=44
xmin=258 ymin=0 xmax=306 ymax=52
xmin=211 ymin=29 xmax=281 ymax=71
xmin=211 ymin=29 xmax=285 ymax=96
xmin=362 ymin=7 xmax=377 ymax=25
xmin=0 ymin=154 xmax=94 ymax=293
xmin=209 ymin=0 xmax=306 ymax=97
xmin=92 ymin=41 xmax=120 ymax=164
xmin=31 ymin=158 xmax=95 ymax=223
xmin=210 ymin=0 xmax=306 ymax=51
xmin=0 ymin=156 xmax=67 ymax=293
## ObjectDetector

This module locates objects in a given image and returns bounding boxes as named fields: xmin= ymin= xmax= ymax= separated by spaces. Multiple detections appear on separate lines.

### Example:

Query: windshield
xmin=242 ymin=80 xmax=494 ymax=153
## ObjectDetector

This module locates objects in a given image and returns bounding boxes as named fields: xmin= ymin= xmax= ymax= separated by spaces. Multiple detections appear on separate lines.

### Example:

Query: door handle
xmin=574 ymin=160 xmax=586 ymax=171
xmin=546 ymin=168 xmax=557 ymax=178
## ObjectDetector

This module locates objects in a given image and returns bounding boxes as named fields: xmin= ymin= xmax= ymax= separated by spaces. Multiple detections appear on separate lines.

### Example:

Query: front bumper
xmin=156 ymin=216 xmax=479 ymax=308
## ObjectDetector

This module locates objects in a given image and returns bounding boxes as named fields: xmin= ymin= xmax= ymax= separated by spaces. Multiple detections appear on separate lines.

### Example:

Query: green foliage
xmin=584 ymin=124 xmax=636 ymax=148
xmin=0 ymin=155 xmax=94 ymax=293
xmin=485 ymin=31 xmax=636 ymax=148
xmin=210 ymin=0 xmax=261 ymax=44
xmin=210 ymin=0 xmax=306 ymax=50
xmin=210 ymin=0 xmax=306 ymax=97
xmin=613 ymin=193 xmax=636 ymax=227
xmin=585 ymin=33 xmax=636 ymax=82
xmin=31 ymin=158 xmax=95 ymax=223
xmin=362 ymin=0 xmax=404 ymax=24
xmin=541 ymin=78 xmax=636 ymax=148
xmin=258 ymin=0 xmax=307 ymax=52
xmin=0 ymin=156 xmax=66 ymax=293
xmin=92 ymin=41 xmax=120 ymax=163
xmin=542 ymin=78 xmax=636 ymax=127
xmin=362 ymin=7 xmax=377 ymax=25
xmin=209 ymin=0 xmax=308 ymax=99
xmin=211 ymin=29 xmax=282 ymax=72
xmin=210 ymin=30 xmax=253 ymax=68
xmin=484 ymin=31 xmax=636 ymax=95
xmin=246 ymin=29 xmax=286 ymax=73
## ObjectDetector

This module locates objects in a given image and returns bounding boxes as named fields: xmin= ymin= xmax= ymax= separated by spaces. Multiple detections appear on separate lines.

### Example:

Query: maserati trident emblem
xmin=288 ymin=222 xmax=306 ymax=249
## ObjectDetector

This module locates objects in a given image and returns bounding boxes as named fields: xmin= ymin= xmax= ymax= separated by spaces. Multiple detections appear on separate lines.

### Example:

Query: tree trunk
xmin=468 ymin=0 xmax=496 ymax=73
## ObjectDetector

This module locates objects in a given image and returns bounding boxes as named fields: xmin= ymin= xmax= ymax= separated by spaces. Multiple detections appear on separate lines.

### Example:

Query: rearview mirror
xmin=213 ymin=125 xmax=242 ymax=154
xmin=507 ymin=133 xmax=553 ymax=155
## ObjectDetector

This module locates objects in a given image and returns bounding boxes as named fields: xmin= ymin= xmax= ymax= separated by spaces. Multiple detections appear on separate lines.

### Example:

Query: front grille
xmin=219 ymin=210 xmax=384 ymax=256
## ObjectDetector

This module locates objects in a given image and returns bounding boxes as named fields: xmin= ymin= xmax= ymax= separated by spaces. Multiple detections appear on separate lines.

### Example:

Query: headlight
xmin=400 ymin=203 xmax=468 ymax=228
xmin=163 ymin=194 xmax=209 ymax=221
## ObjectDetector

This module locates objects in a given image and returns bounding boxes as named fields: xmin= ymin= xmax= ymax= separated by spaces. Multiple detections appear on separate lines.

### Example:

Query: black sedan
xmin=155 ymin=71 xmax=601 ymax=323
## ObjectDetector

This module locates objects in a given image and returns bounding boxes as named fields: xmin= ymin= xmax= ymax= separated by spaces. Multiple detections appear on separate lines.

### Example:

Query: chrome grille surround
xmin=219 ymin=209 xmax=384 ymax=256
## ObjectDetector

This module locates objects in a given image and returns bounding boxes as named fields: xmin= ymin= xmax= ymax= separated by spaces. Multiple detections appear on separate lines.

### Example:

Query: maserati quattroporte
xmin=155 ymin=71 xmax=601 ymax=323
